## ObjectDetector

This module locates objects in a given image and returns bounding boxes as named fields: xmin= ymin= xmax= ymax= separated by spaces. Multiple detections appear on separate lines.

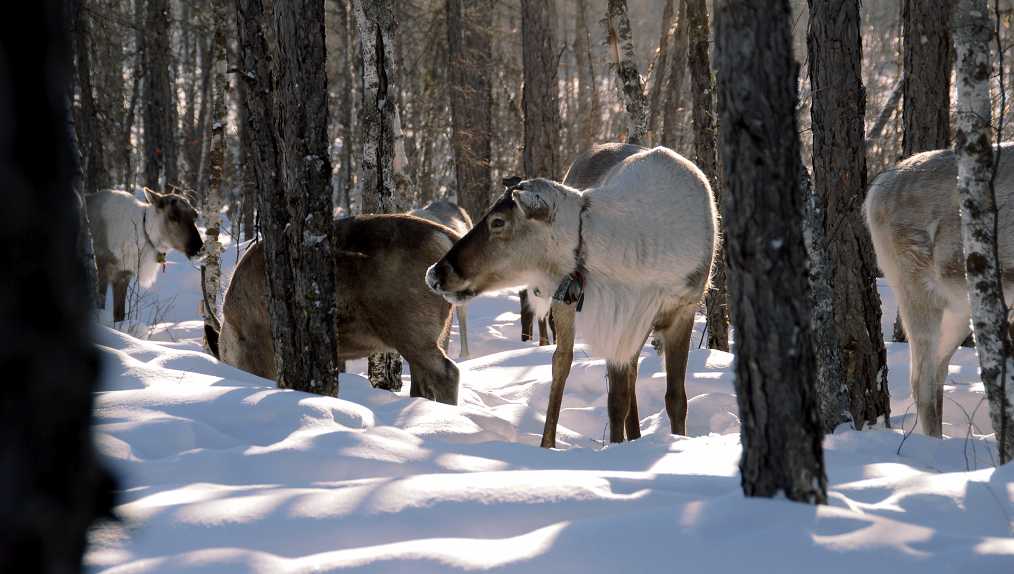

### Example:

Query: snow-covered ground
xmin=86 ymin=239 xmax=1014 ymax=573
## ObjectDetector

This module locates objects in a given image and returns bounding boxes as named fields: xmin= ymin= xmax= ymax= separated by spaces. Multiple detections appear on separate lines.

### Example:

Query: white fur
xmin=864 ymin=145 xmax=1014 ymax=435
xmin=525 ymin=147 xmax=717 ymax=362
xmin=92 ymin=190 xmax=171 ymax=288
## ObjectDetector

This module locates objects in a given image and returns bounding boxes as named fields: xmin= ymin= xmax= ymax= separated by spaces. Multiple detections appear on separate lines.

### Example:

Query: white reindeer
xmin=864 ymin=145 xmax=1014 ymax=437
xmin=86 ymin=188 xmax=204 ymax=322
xmin=427 ymin=145 xmax=718 ymax=444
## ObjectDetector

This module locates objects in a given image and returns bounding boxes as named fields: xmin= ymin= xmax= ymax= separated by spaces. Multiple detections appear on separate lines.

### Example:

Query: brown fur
xmin=217 ymin=214 xmax=461 ymax=404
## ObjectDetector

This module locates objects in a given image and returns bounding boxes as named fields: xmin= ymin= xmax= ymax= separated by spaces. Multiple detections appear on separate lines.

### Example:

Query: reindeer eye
xmin=490 ymin=217 xmax=506 ymax=230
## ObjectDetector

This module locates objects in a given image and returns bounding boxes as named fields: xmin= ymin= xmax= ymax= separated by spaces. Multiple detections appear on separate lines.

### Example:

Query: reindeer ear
xmin=512 ymin=186 xmax=553 ymax=221
xmin=143 ymin=187 xmax=164 ymax=206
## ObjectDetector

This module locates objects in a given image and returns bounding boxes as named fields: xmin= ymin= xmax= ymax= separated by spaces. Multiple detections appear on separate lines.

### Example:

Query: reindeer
xmin=864 ymin=145 xmax=1014 ymax=437
xmin=410 ymin=200 xmax=473 ymax=358
xmin=205 ymin=214 xmax=461 ymax=404
xmin=86 ymin=188 xmax=203 ymax=322
xmin=428 ymin=144 xmax=718 ymax=446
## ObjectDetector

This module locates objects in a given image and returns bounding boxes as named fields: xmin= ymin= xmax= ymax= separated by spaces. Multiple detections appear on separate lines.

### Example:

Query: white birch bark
xmin=605 ymin=0 xmax=648 ymax=145
xmin=201 ymin=6 xmax=227 ymax=354
xmin=954 ymin=0 xmax=1014 ymax=463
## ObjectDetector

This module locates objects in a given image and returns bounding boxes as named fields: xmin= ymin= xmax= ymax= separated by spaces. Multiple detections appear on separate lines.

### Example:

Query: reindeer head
xmin=143 ymin=187 xmax=204 ymax=258
xmin=426 ymin=178 xmax=573 ymax=304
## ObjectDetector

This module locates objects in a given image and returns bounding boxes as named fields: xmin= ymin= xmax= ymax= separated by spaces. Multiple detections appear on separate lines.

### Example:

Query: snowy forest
xmin=3 ymin=0 xmax=1014 ymax=572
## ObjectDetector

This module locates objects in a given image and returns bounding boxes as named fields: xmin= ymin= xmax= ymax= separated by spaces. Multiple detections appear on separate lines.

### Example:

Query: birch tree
xmin=605 ymin=0 xmax=648 ymax=145
xmin=715 ymin=0 xmax=827 ymax=504
xmin=953 ymin=0 xmax=1014 ymax=463
xmin=807 ymin=0 xmax=890 ymax=431
xmin=201 ymin=0 xmax=228 ymax=354
xmin=353 ymin=0 xmax=409 ymax=390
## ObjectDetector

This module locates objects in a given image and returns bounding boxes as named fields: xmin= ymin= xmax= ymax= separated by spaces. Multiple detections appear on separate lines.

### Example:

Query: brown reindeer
xmin=206 ymin=214 xmax=461 ymax=404
xmin=410 ymin=200 xmax=473 ymax=358
xmin=428 ymin=143 xmax=717 ymax=446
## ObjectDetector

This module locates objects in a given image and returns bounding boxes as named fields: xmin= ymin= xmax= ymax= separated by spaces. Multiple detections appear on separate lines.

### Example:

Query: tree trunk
xmin=895 ymin=0 xmax=954 ymax=342
xmin=715 ymin=0 xmax=827 ymax=504
xmin=522 ymin=0 xmax=561 ymax=180
xmin=686 ymin=0 xmax=729 ymax=352
xmin=807 ymin=0 xmax=890 ymax=431
xmin=336 ymin=0 xmax=354 ymax=215
xmin=354 ymin=0 xmax=406 ymax=391
xmin=953 ymin=0 xmax=1014 ymax=463
xmin=574 ymin=0 xmax=599 ymax=152
xmin=238 ymin=0 xmax=338 ymax=396
xmin=446 ymin=0 xmax=493 ymax=221
xmin=662 ymin=0 xmax=689 ymax=150
xmin=801 ymin=165 xmax=850 ymax=433
xmin=0 ymin=3 xmax=114 ymax=569
xmin=71 ymin=0 xmax=106 ymax=196
xmin=237 ymin=77 xmax=257 ymax=239
xmin=201 ymin=1 xmax=228 ymax=355
xmin=142 ymin=0 xmax=178 ymax=189
xmin=605 ymin=0 xmax=648 ymax=145
xmin=647 ymin=0 xmax=675 ymax=145
xmin=270 ymin=0 xmax=340 ymax=395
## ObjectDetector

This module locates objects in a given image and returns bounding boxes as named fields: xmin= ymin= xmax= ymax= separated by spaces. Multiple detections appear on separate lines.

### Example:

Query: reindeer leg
xmin=456 ymin=304 xmax=470 ymax=359
xmin=520 ymin=289 xmax=534 ymax=342
xmin=404 ymin=345 xmax=460 ymax=405
xmin=895 ymin=276 xmax=956 ymax=437
xmin=625 ymin=331 xmax=651 ymax=441
xmin=542 ymin=301 xmax=575 ymax=448
xmin=538 ymin=316 xmax=550 ymax=346
xmin=96 ymin=273 xmax=108 ymax=310
xmin=606 ymin=360 xmax=632 ymax=443
xmin=112 ymin=274 xmax=130 ymax=323
xmin=662 ymin=305 xmax=696 ymax=436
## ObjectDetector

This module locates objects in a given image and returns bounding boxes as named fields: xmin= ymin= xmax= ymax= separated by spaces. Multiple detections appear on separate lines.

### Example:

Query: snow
xmin=87 ymin=243 xmax=1014 ymax=572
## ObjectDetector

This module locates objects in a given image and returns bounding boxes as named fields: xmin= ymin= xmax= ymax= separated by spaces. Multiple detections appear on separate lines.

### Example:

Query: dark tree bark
xmin=0 ymin=2 xmax=114 ymax=569
xmin=270 ymin=0 xmax=340 ymax=395
xmin=662 ymin=0 xmax=688 ymax=150
xmin=807 ymin=0 xmax=890 ymax=431
xmin=70 ymin=0 xmax=107 ymax=195
xmin=605 ymin=0 xmax=648 ymax=145
xmin=647 ymin=0 xmax=675 ymax=144
xmin=237 ymin=77 xmax=257 ymax=239
xmin=238 ymin=0 xmax=339 ymax=396
xmin=354 ymin=0 xmax=406 ymax=390
xmin=446 ymin=0 xmax=493 ymax=221
xmin=895 ymin=0 xmax=954 ymax=343
xmin=574 ymin=0 xmax=599 ymax=152
xmin=522 ymin=0 xmax=561 ymax=180
xmin=903 ymin=0 xmax=953 ymax=157
xmin=715 ymin=0 xmax=827 ymax=504
xmin=953 ymin=0 xmax=1014 ymax=463
xmin=801 ymin=164 xmax=850 ymax=434
xmin=142 ymin=0 xmax=178 ymax=189
xmin=335 ymin=0 xmax=354 ymax=215
xmin=686 ymin=0 xmax=729 ymax=352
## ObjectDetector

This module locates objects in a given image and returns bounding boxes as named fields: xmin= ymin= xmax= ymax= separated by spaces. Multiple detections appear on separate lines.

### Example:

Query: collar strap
xmin=552 ymin=196 xmax=590 ymax=311
xmin=141 ymin=208 xmax=164 ymax=261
